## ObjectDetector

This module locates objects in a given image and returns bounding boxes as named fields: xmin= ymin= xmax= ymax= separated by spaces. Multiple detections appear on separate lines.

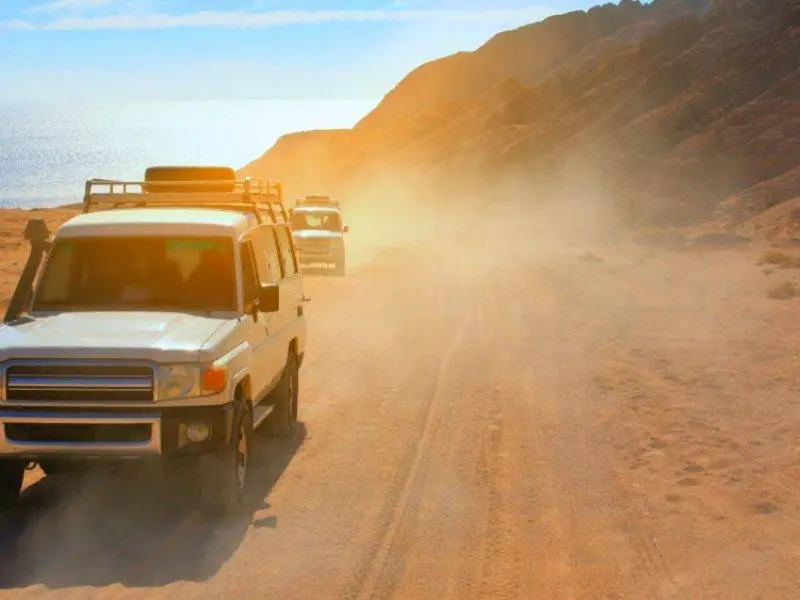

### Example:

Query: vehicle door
xmin=274 ymin=224 xmax=304 ymax=345
xmin=238 ymin=237 xmax=275 ymax=399
xmin=258 ymin=225 xmax=291 ymax=387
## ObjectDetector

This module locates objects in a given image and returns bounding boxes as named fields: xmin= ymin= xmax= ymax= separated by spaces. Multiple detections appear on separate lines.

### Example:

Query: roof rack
xmin=82 ymin=177 xmax=289 ymax=225
xmin=295 ymin=195 xmax=340 ymax=208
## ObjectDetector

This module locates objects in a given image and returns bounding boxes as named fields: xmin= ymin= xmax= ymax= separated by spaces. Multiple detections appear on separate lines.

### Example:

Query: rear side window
xmin=276 ymin=226 xmax=298 ymax=277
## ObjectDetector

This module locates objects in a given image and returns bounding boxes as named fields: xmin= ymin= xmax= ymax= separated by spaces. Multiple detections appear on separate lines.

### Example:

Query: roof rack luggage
xmin=294 ymin=195 xmax=340 ymax=208
xmin=82 ymin=166 xmax=289 ymax=225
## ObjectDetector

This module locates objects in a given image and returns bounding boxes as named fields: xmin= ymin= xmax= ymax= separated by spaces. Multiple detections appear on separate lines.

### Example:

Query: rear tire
xmin=262 ymin=352 xmax=299 ymax=438
xmin=0 ymin=462 xmax=24 ymax=511
xmin=199 ymin=401 xmax=253 ymax=516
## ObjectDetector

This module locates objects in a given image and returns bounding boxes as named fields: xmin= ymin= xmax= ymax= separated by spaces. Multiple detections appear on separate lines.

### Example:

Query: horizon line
xmin=2 ymin=6 xmax=555 ymax=31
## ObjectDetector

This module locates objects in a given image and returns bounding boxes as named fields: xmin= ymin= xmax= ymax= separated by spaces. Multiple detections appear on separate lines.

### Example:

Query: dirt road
xmin=1 ymin=207 xmax=799 ymax=599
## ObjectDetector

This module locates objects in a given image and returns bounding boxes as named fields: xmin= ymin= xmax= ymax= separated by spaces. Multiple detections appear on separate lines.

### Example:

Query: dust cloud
xmin=2 ymin=167 xmax=800 ymax=598
xmin=338 ymin=162 xmax=627 ymax=273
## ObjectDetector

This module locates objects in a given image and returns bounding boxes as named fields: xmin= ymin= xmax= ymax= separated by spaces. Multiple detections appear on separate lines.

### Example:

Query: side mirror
xmin=258 ymin=283 xmax=280 ymax=313
xmin=343 ymin=225 xmax=350 ymax=233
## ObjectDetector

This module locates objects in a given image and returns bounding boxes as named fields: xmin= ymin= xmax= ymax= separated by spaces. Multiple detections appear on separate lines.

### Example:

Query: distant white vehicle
xmin=0 ymin=166 xmax=308 ymax=515
xmin=290 ymin=195 xmax=349 ymax=276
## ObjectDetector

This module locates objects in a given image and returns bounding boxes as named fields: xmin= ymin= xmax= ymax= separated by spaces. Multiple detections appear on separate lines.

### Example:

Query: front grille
xmin=4 ymin=364 xmax=154 ymax=402
xmin=4 ymin=422 xmax=152 ymax=444
xmin=296 ymin=238 xmax=336 ymax=259
xmin=295 ymin=237 xmax=335 ymax=247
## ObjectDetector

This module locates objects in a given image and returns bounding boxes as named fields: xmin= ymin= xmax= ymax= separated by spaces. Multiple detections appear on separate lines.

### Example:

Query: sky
xmin=0 ymin=0 xmax=608 ymax=103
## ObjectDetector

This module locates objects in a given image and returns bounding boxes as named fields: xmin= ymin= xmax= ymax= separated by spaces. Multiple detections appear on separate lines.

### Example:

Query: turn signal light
xmin=201 ymin=366 xmax=227 ymax=395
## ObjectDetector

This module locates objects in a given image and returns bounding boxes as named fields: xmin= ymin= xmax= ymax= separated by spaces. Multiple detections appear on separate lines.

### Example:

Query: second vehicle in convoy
xmin=289 ymin=195 xmax=349 ymax=276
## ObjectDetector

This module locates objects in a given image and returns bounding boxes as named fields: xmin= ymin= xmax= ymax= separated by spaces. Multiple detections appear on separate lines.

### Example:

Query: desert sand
xmin=0 ymin=200 xmax=798 ymax=599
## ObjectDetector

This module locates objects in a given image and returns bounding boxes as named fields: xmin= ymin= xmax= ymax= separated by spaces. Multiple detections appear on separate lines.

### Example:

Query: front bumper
xmin=294 ymin=239 xmax=343 ymax=264
xmin=0 ymin=403 xmax=235 ymax=461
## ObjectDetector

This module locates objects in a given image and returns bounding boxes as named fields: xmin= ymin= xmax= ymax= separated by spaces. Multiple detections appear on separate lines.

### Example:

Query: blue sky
xmin=1 ymin=0 xmax=607 ymax=103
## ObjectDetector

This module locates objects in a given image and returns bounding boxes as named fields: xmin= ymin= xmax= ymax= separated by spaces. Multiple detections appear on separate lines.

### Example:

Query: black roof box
xmin=143 ymin=166 xmax=236 ymax=193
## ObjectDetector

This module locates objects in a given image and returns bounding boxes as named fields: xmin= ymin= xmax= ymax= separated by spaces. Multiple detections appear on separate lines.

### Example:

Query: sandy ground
xmin=0 ymin=203 xmax=799 ymax=598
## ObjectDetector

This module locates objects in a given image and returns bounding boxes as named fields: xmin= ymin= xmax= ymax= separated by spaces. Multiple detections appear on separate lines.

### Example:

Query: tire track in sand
xmin=502 ymin=274 xmax=680 ymax=600
xmin=347 ymin=306 xmax=474 ymax=600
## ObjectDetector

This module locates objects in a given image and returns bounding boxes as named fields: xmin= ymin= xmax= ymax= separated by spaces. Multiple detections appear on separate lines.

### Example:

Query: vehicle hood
xmin=0 ymin=312 xmax=233 ymax=362
xmin=292 ymin=229 xmax=342 ymax=240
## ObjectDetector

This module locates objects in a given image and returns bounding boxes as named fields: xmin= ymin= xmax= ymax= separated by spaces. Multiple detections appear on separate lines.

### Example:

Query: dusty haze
xmin=1 ymin=0 xmax=799 ymax=595
xmin=1 ymin=174 xmax=800 ymax=597
xmin=241 ymin=0 xmax=799 ymax=231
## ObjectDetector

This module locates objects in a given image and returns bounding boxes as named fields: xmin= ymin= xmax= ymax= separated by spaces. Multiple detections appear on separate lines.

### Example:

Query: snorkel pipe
xmin=4 ymin=218 xmax=51 ymax=323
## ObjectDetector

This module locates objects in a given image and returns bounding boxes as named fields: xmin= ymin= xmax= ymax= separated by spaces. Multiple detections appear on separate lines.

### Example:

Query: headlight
xmin=156 ymin=364 xmax=227 ymax=400
xmin=157 ymin=365 xmax=197 ymax=400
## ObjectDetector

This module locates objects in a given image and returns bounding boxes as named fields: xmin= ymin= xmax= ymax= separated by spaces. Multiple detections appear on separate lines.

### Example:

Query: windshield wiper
xmin=31 ymin=304 xmax=225 ymax=315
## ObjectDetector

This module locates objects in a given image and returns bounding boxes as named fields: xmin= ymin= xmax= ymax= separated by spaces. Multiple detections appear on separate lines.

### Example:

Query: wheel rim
xmin=236 ymin=420 xmax=248 ymax=491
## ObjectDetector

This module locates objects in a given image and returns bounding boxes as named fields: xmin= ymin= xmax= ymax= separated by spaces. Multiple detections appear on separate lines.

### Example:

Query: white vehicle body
xmin=290 ymin=196 xmax=348 ymax=275
xmin=0 ymin=168 xmax=307 ymax=513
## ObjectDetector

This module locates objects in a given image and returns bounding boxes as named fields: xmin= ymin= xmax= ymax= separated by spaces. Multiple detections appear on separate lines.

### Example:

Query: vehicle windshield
xmin=33 ymin=236 xmax=237 ymax=312
xmin=291 ymin=210 xmax=342 ymax=232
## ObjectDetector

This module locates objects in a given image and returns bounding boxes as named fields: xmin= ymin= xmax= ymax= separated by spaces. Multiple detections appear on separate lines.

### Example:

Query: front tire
xmin=262 ymin=352 xmax=299 ymax=438
xmin=333 ymin=246 xmax=346 ymax=276
xmin=333 ymin=259 xmax=346 ymax=276
xmin=199 ymin=401 xmax=253 ymax=516
xmin=0 ymin=461 xmax=24 ymax=511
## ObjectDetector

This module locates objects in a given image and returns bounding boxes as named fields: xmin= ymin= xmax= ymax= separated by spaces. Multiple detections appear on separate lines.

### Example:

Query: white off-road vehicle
xmin=289 ymin=196 xmax=349 ymax=276
xmin=0 ymin=166 xmax=307 ymax=515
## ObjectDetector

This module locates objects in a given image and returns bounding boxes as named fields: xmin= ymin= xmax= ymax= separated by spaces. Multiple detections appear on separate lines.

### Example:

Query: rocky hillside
xmin=241 ymin=0 xmax=800 ymax=228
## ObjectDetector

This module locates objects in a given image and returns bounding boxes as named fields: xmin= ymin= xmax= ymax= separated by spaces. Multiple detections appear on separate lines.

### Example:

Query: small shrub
xmin=760 ymin=250 xmax=800 ymax=268
xmin=761 ymin=250 xmax=788 ymax=264
xmin=767 ymin=281 xmax=798 ymax=300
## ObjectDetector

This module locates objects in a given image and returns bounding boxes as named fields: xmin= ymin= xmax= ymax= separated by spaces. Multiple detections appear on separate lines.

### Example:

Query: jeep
xmin=0 ymin=166 xmax=307 ymax=515
xmin=290 ymin=195 xmax=349 ymax=276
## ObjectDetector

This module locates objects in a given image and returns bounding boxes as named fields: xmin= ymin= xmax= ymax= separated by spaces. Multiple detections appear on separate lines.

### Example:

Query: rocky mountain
xmin=241 ymin=0 xmax=799 ymax=228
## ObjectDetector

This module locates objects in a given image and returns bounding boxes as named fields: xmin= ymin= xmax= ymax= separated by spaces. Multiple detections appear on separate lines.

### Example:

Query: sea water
xmin=0 ymin=99 xmax=376 ymax=208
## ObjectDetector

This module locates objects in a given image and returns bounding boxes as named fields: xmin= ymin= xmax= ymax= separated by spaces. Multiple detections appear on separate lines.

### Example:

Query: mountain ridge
xmin=242 ymin=0 xmax=799 ymax=229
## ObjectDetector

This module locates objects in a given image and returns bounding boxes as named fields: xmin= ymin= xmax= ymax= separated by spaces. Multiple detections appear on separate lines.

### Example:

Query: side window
xmin=276 ymin=226 xmax=298 ymax=277
xmin=240 ymin=242 xmax=258 ymax=313
xmin=261 ymin=226 xmax=284 ymax=282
